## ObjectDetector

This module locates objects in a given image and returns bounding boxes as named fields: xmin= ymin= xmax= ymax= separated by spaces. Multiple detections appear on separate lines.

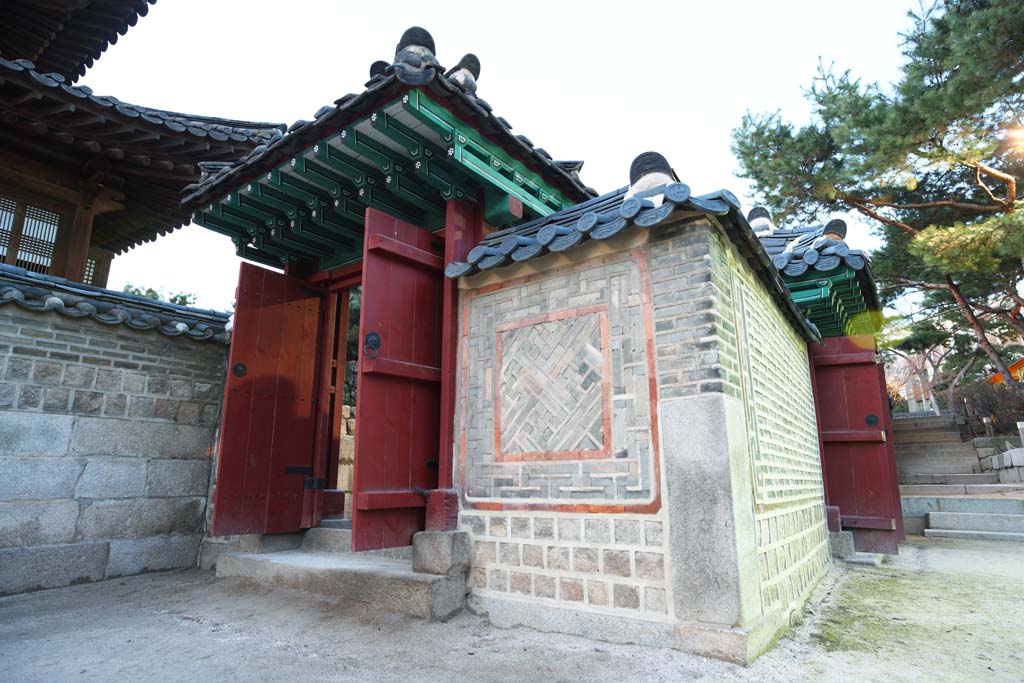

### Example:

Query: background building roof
xmin=0 ymin=0 xmax=157 ymax=83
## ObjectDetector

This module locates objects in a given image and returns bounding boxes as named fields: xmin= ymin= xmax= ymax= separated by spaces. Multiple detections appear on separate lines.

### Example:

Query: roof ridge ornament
xmin=390 ymin=26 xmax=442 ymax=85
xmin=445 ymin=53 xmax=480 ymax=94
xmin=626 ymin=152 xmax=680 ymax=206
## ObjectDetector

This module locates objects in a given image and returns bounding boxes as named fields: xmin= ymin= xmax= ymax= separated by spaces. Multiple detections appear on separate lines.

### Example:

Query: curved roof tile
xmin=0 ymin=264 xmax=230 ymax=344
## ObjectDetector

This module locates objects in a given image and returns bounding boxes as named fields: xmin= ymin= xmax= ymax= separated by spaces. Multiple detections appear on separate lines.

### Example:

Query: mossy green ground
xmin=795 ymin=537 xmax=1024 ymax=681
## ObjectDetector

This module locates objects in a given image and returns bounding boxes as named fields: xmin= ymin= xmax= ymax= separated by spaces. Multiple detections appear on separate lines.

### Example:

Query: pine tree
xmin=732 ymin=0 xmax=1024 ymax=386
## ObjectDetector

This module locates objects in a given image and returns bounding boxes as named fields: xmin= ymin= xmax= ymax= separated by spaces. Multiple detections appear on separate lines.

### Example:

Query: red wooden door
xmin=810 ymin=335 xmax=904 ymax=554
xmin=211 ymin=262 xmax=322 ymax=536
xmin=351 ymin=209 xmax=444 ymax=550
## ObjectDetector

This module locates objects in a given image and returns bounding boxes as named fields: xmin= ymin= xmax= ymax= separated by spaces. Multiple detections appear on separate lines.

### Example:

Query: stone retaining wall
xmin=0 ymin=309 xmax=227 ymax=595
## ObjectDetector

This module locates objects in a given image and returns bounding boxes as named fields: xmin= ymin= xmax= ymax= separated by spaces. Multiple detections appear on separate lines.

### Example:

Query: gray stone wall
xmin=0 ymin=309 xmax=227 ymax=595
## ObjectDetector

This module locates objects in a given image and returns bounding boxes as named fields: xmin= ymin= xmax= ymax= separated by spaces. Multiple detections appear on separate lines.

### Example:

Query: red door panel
xmin=211 ymin=262 xmax=322 ymax=536
xmin=810 ymin=335 xmax=904 ymax=554
xmin=352 ymin=208 xmax=444 ymax=550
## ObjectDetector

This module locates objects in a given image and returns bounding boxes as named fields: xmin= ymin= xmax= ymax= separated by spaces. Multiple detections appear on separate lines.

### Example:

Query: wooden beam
xmin=437 ymin=199 xmax=481 ymax=494
xmin=63 ymin=192 xmax=95 ymax=282
xmin=3 ymin=202 xmax=26 ymax=266
xmin=86 ymin=246 xmax=114 ymax=287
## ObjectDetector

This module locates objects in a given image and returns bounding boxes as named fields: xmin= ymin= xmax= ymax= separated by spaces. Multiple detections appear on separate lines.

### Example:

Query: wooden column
xmin=427 ymin=198 xmax=482 ymax=531
xmin=56 ymin=193 xmax=95 ymax=283
xmin=87 ymin=247 xmax=114 ymax=287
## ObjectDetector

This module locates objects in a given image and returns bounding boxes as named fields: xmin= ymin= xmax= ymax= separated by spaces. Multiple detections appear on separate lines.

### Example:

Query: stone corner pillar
xmin=660 ymin=392 xmax=773 ymax=665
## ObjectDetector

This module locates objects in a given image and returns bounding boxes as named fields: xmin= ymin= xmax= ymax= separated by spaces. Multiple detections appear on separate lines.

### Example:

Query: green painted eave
xmin=783 ymin=266 xmax=880 ymax=337
xmin=191 ymin=91 xmax=574 ymax=271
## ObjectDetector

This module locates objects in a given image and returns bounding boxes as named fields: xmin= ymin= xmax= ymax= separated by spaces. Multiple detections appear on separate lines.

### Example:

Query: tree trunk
xmin=946 ymin=276 xmax=1023 ymax=389
xmin=945 ymin=356 xmax=977 ymax=416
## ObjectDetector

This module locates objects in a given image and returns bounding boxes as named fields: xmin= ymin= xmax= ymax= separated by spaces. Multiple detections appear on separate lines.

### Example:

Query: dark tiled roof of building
xmin=0 ymin=51 xmax=286 ymax=253
xmin=445 ymin=179 xmax=820 ymax=342
xmin=0 ymin=263 xmax=230 ymax=343
xmin=181 ymin=42 xmax=594 ymax=209
xmin=750 ymin=212 xmax=880 ymax=311
xmin=0 ymin=1 xmax=156 ymax=83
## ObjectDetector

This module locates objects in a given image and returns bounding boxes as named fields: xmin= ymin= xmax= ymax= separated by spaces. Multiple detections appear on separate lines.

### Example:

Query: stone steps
xmin=302 ymin=527 xmax=351 ymax=552
xmin=892 ymin=418 xmax=956 ymax=432
xmin=900 ymin=483 xmax=1024 ymax=496
xmin=215 ymin=549 xmax=465 ymax=620
xmin=899 ymin=473 xmax=999 ymax=485
xmin=898 ymin=464 xmax=978 ymax=475
xmin=928 ymin=511 xmax=1024 ymax=534
xmin=891 ymin=431 xmax=965 ymax=444
xmin=901 ymin=495 xmax=1024 ymax=535
xmin=894 ymin=444 xmax=979 ymax=456
xmin=923 ymin=528 xmax=1024 ymax=542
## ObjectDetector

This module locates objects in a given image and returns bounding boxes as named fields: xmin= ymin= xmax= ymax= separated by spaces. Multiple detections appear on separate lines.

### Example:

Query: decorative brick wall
xmin=461 ymin=511 xmax=669 ymax=617
xmin=456 ymin=248 xmax=669 ymax=623
xmin=0 ymin=309 xmax=226 ymax=595
xmin=708 ymin=227 xmax=830 ymax=616
xmin=455 ymin=215 xmax=829 ymax=657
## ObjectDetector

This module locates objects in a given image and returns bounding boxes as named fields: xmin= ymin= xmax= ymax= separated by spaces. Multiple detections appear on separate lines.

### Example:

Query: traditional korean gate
xmin=211 ymin=263 xmax=322 ymax=535
xmin=351 ymin=208 xmax=444 ymax=550
xmin=809 ymin=335 xmax=905 ymax=554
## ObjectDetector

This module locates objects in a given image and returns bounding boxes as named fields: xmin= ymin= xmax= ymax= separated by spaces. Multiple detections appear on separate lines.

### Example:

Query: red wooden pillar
xmin=427 ymin=199 xmax=482 ymax=530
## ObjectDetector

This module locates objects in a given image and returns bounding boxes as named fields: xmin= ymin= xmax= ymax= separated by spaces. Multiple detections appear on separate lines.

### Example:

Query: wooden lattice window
xmin=83 ymin=257 xmax=96 ymax=285
xmin=0 ymin=193 xmax=64 ymax=274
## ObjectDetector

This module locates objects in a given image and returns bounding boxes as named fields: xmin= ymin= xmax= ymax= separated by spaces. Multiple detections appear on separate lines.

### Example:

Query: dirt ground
xmin=1 ymin=536 xmax=1022 ymax=682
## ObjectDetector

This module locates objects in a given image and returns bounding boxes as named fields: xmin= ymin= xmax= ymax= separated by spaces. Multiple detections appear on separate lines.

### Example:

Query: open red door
xmin=810 ymin=335 xmax=904 ymax=554
xmin=211 ymin=262 xmax=322 ymax=536
xmin=351 ymin=208 xmax=444 ymax=550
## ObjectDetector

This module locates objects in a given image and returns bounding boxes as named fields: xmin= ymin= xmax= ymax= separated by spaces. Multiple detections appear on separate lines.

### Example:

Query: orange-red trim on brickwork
xmin=457 ymin=248 xmax=662 ymax=514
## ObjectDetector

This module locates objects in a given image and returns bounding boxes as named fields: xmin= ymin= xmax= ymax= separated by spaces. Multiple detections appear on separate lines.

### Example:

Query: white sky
xmin=82 ymin=0 xmax=920 ymax=310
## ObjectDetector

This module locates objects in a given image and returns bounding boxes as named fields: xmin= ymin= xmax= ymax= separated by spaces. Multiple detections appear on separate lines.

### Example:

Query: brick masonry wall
xmin=0 ymin=309 xmax=227 ymax=595
xmin=707 ymin=224 xmax=830 ymax=616
xmin=456 ymin=216 xmax=829 ymax=641
xmin=456 ymin=248 xmax=670 ymax=622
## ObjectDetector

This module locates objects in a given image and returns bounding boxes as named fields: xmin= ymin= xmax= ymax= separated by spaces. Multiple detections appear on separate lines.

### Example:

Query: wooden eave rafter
xmin=192 ymin=90 xmax=576 ymax=271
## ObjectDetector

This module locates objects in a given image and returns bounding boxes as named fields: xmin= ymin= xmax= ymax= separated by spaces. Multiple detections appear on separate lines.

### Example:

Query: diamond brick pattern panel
xmin=458 ymin=252 xmax=658 ymax=507
xmin=499 ymin=313 xmax=606 ymax=456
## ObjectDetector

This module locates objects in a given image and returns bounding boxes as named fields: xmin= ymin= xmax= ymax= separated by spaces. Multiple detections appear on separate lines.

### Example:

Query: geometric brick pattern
xmin=736 ymin=275 xmax=824 ymax=508
xmin=460 ymin=510 xmax=671 ymax=620
xmin=459 ymin=252 xmax=657 ymax=508
xmin=498 ymin=310 xmax=608 ymax=457
xmin=709 ymin=235 xmax=830 ymax=616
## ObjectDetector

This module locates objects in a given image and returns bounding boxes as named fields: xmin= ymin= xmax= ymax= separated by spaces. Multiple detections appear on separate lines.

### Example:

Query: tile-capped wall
xmin=458 ymin=251 xmax=658 ymax=509
xmin=460 ymin=511 xmax=670 ymax=619
xmin=0 ymin=310 xmax=227 ymax=595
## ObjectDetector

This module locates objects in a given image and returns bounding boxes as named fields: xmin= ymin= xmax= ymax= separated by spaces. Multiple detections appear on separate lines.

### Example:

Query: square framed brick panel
xmin=495 ymin=306 xmax=611 ymax=461
xmin=458 ymin=250 xmax=661 ymax=513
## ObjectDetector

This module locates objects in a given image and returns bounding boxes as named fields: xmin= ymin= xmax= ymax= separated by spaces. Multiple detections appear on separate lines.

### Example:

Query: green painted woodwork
xmin=783 ymin=266 xmax=877 ymax=337
xmin=399 ymin=90 xmax=569 ymax=217
xmin=192 ymin=89 xmax=575 ymax=270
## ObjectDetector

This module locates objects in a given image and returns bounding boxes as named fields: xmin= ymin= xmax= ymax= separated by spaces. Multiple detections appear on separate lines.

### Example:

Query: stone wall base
xmin=674 ymin=609 xmax=790 ymax=666
xmin=470 ymin=593 xmax=675 ymax=649
xmin=0 ymin=534 xmax=201 ymax=596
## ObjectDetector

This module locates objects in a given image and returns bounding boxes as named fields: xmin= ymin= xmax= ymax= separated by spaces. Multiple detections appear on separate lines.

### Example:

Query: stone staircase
xmin=213 ymin=527 xmax=467 ymax=620
xmin=893 ymin=415 xmax=1023 ymax=495
xmin=902 ymin=496 xmax=1024 ymax=542
xmin=895 ymin=415 xmax=1024 ymax=541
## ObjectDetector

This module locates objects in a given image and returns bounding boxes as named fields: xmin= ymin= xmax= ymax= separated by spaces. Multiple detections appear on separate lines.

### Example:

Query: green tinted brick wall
xmin=708 ymin=224 xmax=830 ymax=616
